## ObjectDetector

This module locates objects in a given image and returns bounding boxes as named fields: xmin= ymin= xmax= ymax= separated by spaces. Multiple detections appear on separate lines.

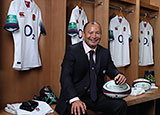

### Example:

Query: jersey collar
xmin=23 ymin=0 xmax=34 ymax=11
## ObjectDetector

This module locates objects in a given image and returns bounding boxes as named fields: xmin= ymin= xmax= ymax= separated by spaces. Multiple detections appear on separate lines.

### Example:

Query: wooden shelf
xmin=111 ymin=0 xmax=136 ymax=5
xmin=124 ymin=89 xmax=160 ymax=106
xmin=141 ymin=1 xmax=159 ymax=12
xmin=120 ymin=0 xmax=136 ymax=4
xmin=141 ymin=0 xmax=160 ymax=8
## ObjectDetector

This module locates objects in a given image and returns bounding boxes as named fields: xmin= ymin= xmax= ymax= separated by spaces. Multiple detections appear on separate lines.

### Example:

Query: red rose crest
xmin=32 ymin=14 xmax=36 ymax=21
xmin=123 ymin=27 xmax=126 ymax=31
xmin=19 ymin=12 xmax=24 ymax=17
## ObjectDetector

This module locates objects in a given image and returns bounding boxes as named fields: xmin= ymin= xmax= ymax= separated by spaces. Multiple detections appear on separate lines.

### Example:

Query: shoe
xmin=39 ymin=86 xmax=58 ymax=104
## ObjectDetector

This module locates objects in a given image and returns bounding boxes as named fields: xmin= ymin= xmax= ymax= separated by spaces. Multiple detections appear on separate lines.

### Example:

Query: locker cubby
xmin=138 ymin=1 xmax=159 ymax=86
xmin=109 ymin=0 xmax=139 ymax=85
xmin=1 ymin=1 xmax=160 ymax=115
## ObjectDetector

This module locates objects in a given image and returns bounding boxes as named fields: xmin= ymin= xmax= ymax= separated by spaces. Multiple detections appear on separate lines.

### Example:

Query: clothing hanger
xmin=117 ymin=7 xmax=124 ymax=18
xmin=142 ymin=13 xmax=149 ymax=23
xmin=77 ymin=1 xmax=82 ymax=9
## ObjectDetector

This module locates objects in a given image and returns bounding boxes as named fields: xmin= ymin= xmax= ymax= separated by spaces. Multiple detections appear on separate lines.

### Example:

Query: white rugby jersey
xmin=4 ymin=0 xmax=46 ymax=70
xmin=139 ymin=21 xmax=154 ymax=66
xmin=68 ymin=6 xmax=88 ymax=45
xmin=109 ymin=16 xmax=132 ymax=67
xmin=7 ymin=100 xmax=53 ymax=115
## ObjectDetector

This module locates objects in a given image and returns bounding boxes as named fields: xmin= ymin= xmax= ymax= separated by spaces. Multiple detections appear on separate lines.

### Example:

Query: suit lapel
xmin=79 ymin=42 xmax=90 ymax=67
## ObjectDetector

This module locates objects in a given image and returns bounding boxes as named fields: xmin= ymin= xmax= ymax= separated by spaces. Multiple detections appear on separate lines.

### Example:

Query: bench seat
xmin=1 ymin=89 xmax=160 ymax=115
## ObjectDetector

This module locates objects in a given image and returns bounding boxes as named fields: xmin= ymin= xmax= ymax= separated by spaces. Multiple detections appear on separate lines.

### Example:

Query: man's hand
xmin=71 ymin=100 xmax=87 ymax=115
xmin=114 ymin=74 xmax=126 ymax=85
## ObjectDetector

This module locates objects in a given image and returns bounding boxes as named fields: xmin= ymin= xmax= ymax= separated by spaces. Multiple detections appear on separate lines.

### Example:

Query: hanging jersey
xmin=4 ymin=0 xmax=46 ymax=70
xmin=139 ymin=21 xmax=154 ymax=66
xmin=68 ymin=6 xmax=88 ymax=45
xmin=109 ymin=16 xmax=132 ymax=67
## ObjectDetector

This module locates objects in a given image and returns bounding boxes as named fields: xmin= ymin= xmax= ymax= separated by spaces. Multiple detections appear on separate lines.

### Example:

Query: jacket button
xmin=84 ymin=87 xmax=87 ymax=90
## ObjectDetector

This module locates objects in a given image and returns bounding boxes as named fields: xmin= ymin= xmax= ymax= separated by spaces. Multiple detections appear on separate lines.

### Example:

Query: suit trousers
xmin=65 ymin=92 xmax=127 ymax=115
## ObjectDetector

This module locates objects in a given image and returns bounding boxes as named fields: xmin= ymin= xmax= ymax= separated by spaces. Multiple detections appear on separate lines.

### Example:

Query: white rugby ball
xmin=102 ymin=80 xmax=131 ymax=99
xmin=132 ymin=78 xmax=151 ymax=90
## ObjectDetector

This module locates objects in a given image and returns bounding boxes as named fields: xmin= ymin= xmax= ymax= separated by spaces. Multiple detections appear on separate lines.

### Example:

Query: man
xmin=55 ymin=21 xmax=127 ymax=115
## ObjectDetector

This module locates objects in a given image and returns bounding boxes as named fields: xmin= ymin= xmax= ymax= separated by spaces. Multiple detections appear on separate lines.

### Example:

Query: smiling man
xmin=55 ymin=21 xmax=127 ymax=115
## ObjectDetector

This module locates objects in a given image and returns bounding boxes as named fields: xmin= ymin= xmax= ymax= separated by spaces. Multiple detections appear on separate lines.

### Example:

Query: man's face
xmin=82 ymin=23 xmax=101 ymax=49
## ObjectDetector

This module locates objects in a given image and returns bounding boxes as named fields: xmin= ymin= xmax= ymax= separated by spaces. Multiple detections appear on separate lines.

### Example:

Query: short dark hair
xmin=83 ymin=21 xmax=102 ymax=34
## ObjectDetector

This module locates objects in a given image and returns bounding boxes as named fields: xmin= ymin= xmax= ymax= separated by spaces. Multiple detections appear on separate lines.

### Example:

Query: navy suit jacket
xmin=55 ymin=42 xmax=121 ymax=115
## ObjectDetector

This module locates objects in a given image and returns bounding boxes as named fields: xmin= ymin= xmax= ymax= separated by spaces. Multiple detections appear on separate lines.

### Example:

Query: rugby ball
xmin=102 ymin=80 xmax=131 ymax=99
xmin=132 ymin=78 xmax=151 ymax=91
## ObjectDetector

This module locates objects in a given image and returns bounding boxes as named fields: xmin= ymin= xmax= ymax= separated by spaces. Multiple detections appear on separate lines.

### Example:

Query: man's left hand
xmin=114 ymin=74 xmax=126 ymax=85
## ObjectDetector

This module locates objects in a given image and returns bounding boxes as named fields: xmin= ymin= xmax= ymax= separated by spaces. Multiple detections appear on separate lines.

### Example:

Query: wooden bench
xmin=124 ymin=89 xmax=160 ymax=106
xmin=1 ymin=89 xmax=160 ymax=115
xmin=46 ymin=89 xmax=160 ymax=115
xmin=124 ymin=89 xmax=160 ymax=115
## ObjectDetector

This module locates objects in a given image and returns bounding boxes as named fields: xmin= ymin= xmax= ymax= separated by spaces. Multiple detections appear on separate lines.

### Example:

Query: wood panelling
xmin=50 ymin=0 xmax=66 ymax=98
xmin=1 ymin=0 xmax=160 ymax=112
xmin=141 ymin=0 xmax=160 ymax=8
xmin=120 ymin=0 xmax=136 ymax=4
xmin=140 ymin=1 xmax=159 ymax=11
xmin=124 ymin=0 xmax=140 ymax=84
xmin=95 ymin=0 xmax=109 ymax=48
xmin=0 ymin=0 xmax=66 ymax=109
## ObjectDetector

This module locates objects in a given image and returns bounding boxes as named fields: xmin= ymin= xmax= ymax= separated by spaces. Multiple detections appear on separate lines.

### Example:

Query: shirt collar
xmin=23 ymin=0 xmax=34 ymax=11
xmin=83 ymin=41 xmax=96 ymax=54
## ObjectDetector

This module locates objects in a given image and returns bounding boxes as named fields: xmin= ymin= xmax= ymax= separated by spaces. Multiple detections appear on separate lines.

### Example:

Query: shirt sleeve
xmin=67 ymin=8 xmax=79 ymax=37
xmin=127 ymin=21 xmax=132 ymax=42
xmin=38 ymin=9 xmax=46 ymax=35
xmin=150 ymin=24 xmax=154 ymax=43
xmin=109 ymin=19 xmax=114 ymax=41
xmin=69 ymin=97 xmax=80 ymax=104
xmin=4 ymin=1 xmax=19 ymax=32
